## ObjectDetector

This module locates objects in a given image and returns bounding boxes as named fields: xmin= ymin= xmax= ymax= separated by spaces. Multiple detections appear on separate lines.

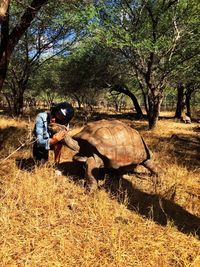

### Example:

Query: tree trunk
xmin=146 ymin=87 xmax=163 ymax=129
xmin=73 ymin=94 xmax=82 ymax=109
xmin=0 ymin=3 xmax=9 ymax=90
xmin=0 ymin=52 xmax=8 ymax=90
xmin=185 ymin=83 xmax=194 ymax=118
xmin=112 ymin=85 xmax=143 ymax=118
xmin=6 ymin=80 xmax=27 ymax=116
xmin=13 ymin=93 xmax=24 ymax=116
xmin=148 ymin=98 xmax=162 ymax=129
xmin=128 ymin=91 xmax=143 ymax=118
xmin=142 ymin=91 xmax=149 ymax=115
xmin=115 ymin=102 xmax=119 ymax=112
xmin=175 ymin=82 xmax=185 ymax=118
xmin=0 ymin=0 xmax=48 ymax=91
xmin=2 ymin=92 xmax=12 ymax=113
xmin=185 ymin=92 xmax=191 ymax=118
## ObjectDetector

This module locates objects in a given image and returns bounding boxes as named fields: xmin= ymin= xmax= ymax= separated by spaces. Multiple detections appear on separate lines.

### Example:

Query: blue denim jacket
xmin=33 ymin=112 xmax=51 ymax=150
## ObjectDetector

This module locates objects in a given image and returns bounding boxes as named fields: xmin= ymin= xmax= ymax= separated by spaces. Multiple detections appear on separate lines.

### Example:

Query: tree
xmin=174 ymin=58 xmax=200 ymax=118
xmin=1 ymin=1 xmax=92 ymax=115
xmin=29 ymin=58 xmax=65 ymax=107
xmin=0 ymin=0 xmax=48 ymax=91
xmin=110 ymin=84 xmax=143 ymax=118
xmin=59 ymin=43 xmax=144 ymax=115
xmin=174 ymin=81 xmax=199 ymax=119
xmin=175 ymin=82 xmax=185 ymax=118
xmin=0 ymin=0 xmax=92 ymax=93
xmin=92 ymin=0 xmax=200 ymax=128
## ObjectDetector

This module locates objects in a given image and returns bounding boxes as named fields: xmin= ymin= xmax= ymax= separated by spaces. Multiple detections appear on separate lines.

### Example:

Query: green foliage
xmin=3 ymin=0 xmax=199 ymax=120
xmin=92 ymin=0 xmax=199 ymax=82
xmin=84 ymin=0 xmax=200 ymax=127
xmin=3 ymin=0 xmax=95 ymax=113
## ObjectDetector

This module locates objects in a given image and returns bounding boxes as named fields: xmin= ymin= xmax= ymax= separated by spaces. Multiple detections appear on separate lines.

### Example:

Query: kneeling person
xmin=33 ymin=102 xmax=74 ymax=165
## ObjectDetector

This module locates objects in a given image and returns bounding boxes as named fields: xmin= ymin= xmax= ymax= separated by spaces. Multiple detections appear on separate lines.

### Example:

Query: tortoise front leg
xmin=85 ymin=156 xmax=102 ymax=192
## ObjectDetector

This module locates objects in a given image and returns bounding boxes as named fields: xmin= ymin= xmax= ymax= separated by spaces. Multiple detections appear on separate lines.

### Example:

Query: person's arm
xmin=50 ymin=130 xmax=67 ymax=164
xmin=49 ymin=130 xmax=67 ymax=145
xmin=53 ymin=143 xmax=62 ymax=164
xmin=35 ymin=114 xmax=67 ymax=149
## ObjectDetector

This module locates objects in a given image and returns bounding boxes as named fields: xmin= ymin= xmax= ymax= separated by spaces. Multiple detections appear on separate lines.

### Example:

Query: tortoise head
xmin=48 ymin=123 xmax=80 ymax=152
xmin=48 ymin=122 xmax=64 ymax=134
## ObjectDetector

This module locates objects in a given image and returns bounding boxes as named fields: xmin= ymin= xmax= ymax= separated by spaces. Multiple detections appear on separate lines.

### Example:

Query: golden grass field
xmin=0 ymin=111 xmax=199 ymax=266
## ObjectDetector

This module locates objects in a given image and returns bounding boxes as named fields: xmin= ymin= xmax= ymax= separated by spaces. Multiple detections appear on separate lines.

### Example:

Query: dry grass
xmin=0 ymin=113 xmax=200 ymax=266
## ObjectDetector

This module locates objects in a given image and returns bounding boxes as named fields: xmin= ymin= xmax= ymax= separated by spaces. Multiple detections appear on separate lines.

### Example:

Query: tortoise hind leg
xmin=142 ymin=159 xmax=158 ymax=176
xmin=142 ymin=159 xmax=160 ymax=192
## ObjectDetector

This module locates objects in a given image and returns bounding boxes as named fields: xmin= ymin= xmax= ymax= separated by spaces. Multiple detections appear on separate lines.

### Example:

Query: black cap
xmin=50 ymin=102 xmax=74 ymax=124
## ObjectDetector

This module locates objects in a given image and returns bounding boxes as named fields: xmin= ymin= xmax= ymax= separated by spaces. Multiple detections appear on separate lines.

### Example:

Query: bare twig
xmin=0 ymin=137 xmax=37 ymax=163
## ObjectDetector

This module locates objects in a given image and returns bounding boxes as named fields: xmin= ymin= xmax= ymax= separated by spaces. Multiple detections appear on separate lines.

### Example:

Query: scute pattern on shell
xmin=74 ymin=120 xmax=149 ymax=168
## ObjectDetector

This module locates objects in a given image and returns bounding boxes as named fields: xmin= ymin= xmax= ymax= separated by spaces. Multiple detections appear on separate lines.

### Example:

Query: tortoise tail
xmin=141 ymin=137 xmax=153 ymax=160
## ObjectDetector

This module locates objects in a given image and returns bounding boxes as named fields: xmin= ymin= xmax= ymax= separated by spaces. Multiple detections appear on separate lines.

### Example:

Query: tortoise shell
xmin=73 ymin=120 xmax=150 ymax=168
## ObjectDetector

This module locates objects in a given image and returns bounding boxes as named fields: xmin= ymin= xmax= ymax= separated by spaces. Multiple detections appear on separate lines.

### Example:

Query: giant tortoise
xmin=49 ymin=120 xmax=158 ymax=191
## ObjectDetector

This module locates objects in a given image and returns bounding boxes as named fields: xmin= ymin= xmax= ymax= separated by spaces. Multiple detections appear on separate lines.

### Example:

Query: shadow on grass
xmin=105 ymin=177 xmax=200 ymax=239
xmin=16 ymin=157 xmax=36 ymax=171
xmin=15 ymin=158 xmax=200 ymax=238
xmin=57 ymin=161 xmax=200 ymax=239
xmin=169 ymin=134 xmax=200 ymax=170
xmin=0 ymin=126 xmax=27 ymax=151
xmin=193 ymin=126 xmax=200 ymax=133
xmin=58 ymin=161 xmax=85 ymax=181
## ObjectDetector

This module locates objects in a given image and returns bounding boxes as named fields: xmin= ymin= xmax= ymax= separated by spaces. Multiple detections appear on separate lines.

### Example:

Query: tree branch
xmin=8 ymin=0 xmax=48 ymax=53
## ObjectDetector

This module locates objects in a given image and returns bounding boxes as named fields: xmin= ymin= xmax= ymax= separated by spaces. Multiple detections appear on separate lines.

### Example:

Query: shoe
xmin=55 ymin=169 xmax=63 ymax=176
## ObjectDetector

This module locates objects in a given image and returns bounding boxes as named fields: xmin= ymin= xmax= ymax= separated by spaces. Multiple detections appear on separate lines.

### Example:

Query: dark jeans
xmin=33 ymin=142 xmax=49 ymax=163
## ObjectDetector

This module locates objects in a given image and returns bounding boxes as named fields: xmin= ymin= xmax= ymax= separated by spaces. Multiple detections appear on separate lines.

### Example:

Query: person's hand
xmin=52 ymin=130 xmax=67 ymax=142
